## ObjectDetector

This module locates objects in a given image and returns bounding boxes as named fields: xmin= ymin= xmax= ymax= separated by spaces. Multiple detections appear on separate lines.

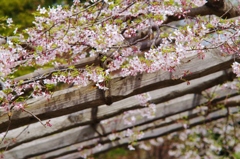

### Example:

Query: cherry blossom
xmin=1 ymin=0 xmax=240 ymax=158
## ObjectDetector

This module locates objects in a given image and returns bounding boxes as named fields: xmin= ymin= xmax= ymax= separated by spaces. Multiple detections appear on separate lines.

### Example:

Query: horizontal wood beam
xmin=58 ymin=107 xmax=239 ymax=159
xmin=2 ymin=90 xmax=239 ymax=158
xmin=110 ymin=53 xmax=235 ymax=98
xmin=0 ymin=70 xmax=235 ymax=149
xmin=31 ymin=106 xmax=239 ymax=159
xmin=0 ymin=52 xmax=236 ymax=132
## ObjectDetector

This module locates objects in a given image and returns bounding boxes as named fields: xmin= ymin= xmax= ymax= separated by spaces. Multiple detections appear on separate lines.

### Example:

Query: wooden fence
xmin=1 ymin=0 xmax=240 ymax=158
xmin=0 ymin=46 xmax=239 ymax=158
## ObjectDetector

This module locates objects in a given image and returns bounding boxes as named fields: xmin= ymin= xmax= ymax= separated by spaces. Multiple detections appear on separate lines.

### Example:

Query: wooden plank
xmin=0 ymin=83 xmax=105 ymax=133
xmin=28 ymin=108 xmax=207 ymax=159
xmin=34 ymin=107 xmax=239 ymax=159
xmin=109 ymin=53 xmax=235 ymax=97
xmin=56 ymin=107 xmax=239 ymax=159
xmin=0 ymin=71 xmax=235 ymax=149
xmin=0 ymin=53 xmax=236 ymax=132
xmin=2 ymin=125 xmax=97 ymax=159
xmin=0 ymin=108 xmax=205 ymax=158
xmin=2 ymin=91 xmax=238 ymax=158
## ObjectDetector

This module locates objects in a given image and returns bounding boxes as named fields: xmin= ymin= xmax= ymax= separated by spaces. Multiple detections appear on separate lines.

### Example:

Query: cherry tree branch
xmin=21 ymin=108 xmax=46 ymax=128
xmin=0 ymin=70 xmax=236 ymax=150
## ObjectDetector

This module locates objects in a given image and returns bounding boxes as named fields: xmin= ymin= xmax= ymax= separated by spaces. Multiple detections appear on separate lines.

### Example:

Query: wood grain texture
xmin=0 ymin=70 xmax=235 ymax=150
xmin=2 ymin=87 xmax=238 ymax=158
xmin=26 ymin=106 xmax=240 ymax=159
xmin=0 ymin=52 xmax=236 ymax=133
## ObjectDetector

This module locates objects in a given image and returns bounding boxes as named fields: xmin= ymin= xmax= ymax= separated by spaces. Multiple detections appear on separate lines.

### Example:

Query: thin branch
xmin=93 ymin=1 xmax=105 ymax=24
xmin=220 ymin=1 xmax=233 ymax=18
xmin=4 ymin=125 xmax=29 ymax=152
xmin=21 ymin=108 xmax=46 ymax=127
xmin=94 ymin=0 xmax=137 ymax=25
xmin=0 ymin=113 xmax=12 ymax=145
xmin=72 ymin=0 xmax=102 ymax=16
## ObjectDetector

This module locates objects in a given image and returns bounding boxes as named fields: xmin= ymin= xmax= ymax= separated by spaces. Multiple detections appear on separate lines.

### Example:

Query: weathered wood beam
xmin=29 ymin=109 xmax=203 ymax=159
xmin=57 ymin=107 xmax=240 ymax=159
xmin=109 ymin=53 xmax=236 ymax=98
xmin=164 ymin=0 xmax=240 ymax=24
xmin=0 ymin=51 xmax=236 ymax=132
xmin=0 ymin=70 xmax=235 ymax=149
xmin=2 ymin=89 xmax=239 ymax=158
xmin=30 ymin=106 xmax=239 ymax=159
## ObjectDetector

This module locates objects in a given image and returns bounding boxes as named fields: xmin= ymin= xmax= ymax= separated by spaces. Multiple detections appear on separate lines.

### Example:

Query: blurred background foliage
xmin=0 ymin=0 xmax=73 ymax=34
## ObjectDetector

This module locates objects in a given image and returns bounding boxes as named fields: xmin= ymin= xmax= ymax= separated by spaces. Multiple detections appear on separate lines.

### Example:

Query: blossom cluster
xmin=0 ymin=0 xmax=239 ymax=96
xmin=0 ymin=0 xmax=240 ymax=158
xmin=166 ymin=117 xmax=240 ymax=158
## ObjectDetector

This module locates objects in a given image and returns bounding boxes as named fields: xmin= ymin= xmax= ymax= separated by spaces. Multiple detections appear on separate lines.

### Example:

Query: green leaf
xmin=233 ymin=152 xmax=240 ymax=159
xmin=36 ymin=46 xmax=43 ymax=51
xmin=101 ymin=55 xmax=107 ymax=62
xmin=68 ymin=65 xmax=75 ymax=69
xmin=46 ymin=84 xmax=56 ymax=91
xmin=206 ymin=23 xmax=214 ymax=29
xmin=16 ymin=96 xmax=26 ymax=102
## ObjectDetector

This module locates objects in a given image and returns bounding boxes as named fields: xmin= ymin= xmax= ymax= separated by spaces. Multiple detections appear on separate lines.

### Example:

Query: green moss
xmin=10 ymin=66 xmax=36 ymax=78
xmin=94 ymin=147 xmax=129 ymax=159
